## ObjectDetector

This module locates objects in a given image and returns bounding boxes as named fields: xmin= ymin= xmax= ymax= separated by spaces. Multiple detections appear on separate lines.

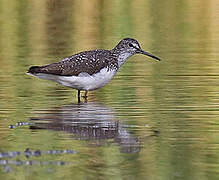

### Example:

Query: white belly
xmin=28 ymin=68 xmax=117 ymax=91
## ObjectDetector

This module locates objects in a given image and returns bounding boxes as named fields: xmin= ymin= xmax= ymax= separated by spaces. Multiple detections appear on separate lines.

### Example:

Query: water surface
xmin=0 ymin=0 xmax=219 ymax=179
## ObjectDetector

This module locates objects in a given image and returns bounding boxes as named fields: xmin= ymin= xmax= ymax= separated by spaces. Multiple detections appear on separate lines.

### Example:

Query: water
xmin=0 ymin=0 xmax=219 ymax=179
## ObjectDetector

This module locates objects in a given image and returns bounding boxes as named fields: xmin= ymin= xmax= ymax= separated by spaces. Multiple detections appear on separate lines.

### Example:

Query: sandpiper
xmin=27 ymin=38 xmax=160 ymax=99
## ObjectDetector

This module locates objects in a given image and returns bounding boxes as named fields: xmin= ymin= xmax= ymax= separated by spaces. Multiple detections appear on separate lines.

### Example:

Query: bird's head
xmin=113 ymin=38 xmax=161 ymax=61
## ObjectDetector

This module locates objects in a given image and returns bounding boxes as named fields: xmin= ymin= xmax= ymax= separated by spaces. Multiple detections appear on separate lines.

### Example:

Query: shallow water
xmin=0 ymin=0 xmax=219 ymax=179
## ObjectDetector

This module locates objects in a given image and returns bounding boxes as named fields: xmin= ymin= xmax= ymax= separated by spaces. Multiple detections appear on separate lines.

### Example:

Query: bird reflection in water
xmin=29 ymin=102 xmax=140 ymax=153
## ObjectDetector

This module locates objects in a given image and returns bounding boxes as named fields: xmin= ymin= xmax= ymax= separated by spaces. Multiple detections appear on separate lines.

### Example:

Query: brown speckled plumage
xmin=28 ymin=50 xmax=119 ymax=76
xmin=27 ymin=38 xmax=160 ymax=77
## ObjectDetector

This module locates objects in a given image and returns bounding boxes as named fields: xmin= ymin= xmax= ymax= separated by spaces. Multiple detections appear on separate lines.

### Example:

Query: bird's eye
xmin=128 ymin=43 xmax=134 ymax=48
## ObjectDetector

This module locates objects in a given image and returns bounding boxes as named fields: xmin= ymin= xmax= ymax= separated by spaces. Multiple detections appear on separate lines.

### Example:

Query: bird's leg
xmin=84 ymin=91 xmax=88 ymax=98
xmin=78 ymin=90 xmax=81 ymax=98
xmin=77 ymin=90 xmax=81 ymax=103
xmin=82 ymin=91 xmax=88 ymax=98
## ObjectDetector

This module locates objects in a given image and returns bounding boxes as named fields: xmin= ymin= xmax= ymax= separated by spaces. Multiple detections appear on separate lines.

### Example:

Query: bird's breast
xmin=58 ymin=67 xmax=117 ymax=91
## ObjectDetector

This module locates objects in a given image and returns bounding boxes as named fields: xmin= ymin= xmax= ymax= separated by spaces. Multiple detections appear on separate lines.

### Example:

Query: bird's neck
xmin=110 ymin=48 xmax=134 ymax=68
xmin=116 ymin=52 xmax=133 ymax=67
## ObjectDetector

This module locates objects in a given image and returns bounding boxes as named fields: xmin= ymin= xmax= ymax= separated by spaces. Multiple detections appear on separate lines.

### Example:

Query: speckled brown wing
xmin=28 ymin=50 xmax=118 ymax=76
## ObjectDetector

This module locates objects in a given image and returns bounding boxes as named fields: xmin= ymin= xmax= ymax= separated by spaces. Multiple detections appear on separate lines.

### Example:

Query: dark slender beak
xmin=137 ymin=48 xmax=161 ymax=61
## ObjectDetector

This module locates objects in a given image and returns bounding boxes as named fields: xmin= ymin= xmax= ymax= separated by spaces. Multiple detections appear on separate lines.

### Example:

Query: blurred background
xmin=0 ymin=0 xmax=219 ymax=179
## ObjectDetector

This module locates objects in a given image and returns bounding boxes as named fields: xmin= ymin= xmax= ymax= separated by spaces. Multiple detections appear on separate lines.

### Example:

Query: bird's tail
xmin=26 ymin=66 xmax=57 ymax=81
xmin=27 ymin=66 xmax=42 ymax=74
